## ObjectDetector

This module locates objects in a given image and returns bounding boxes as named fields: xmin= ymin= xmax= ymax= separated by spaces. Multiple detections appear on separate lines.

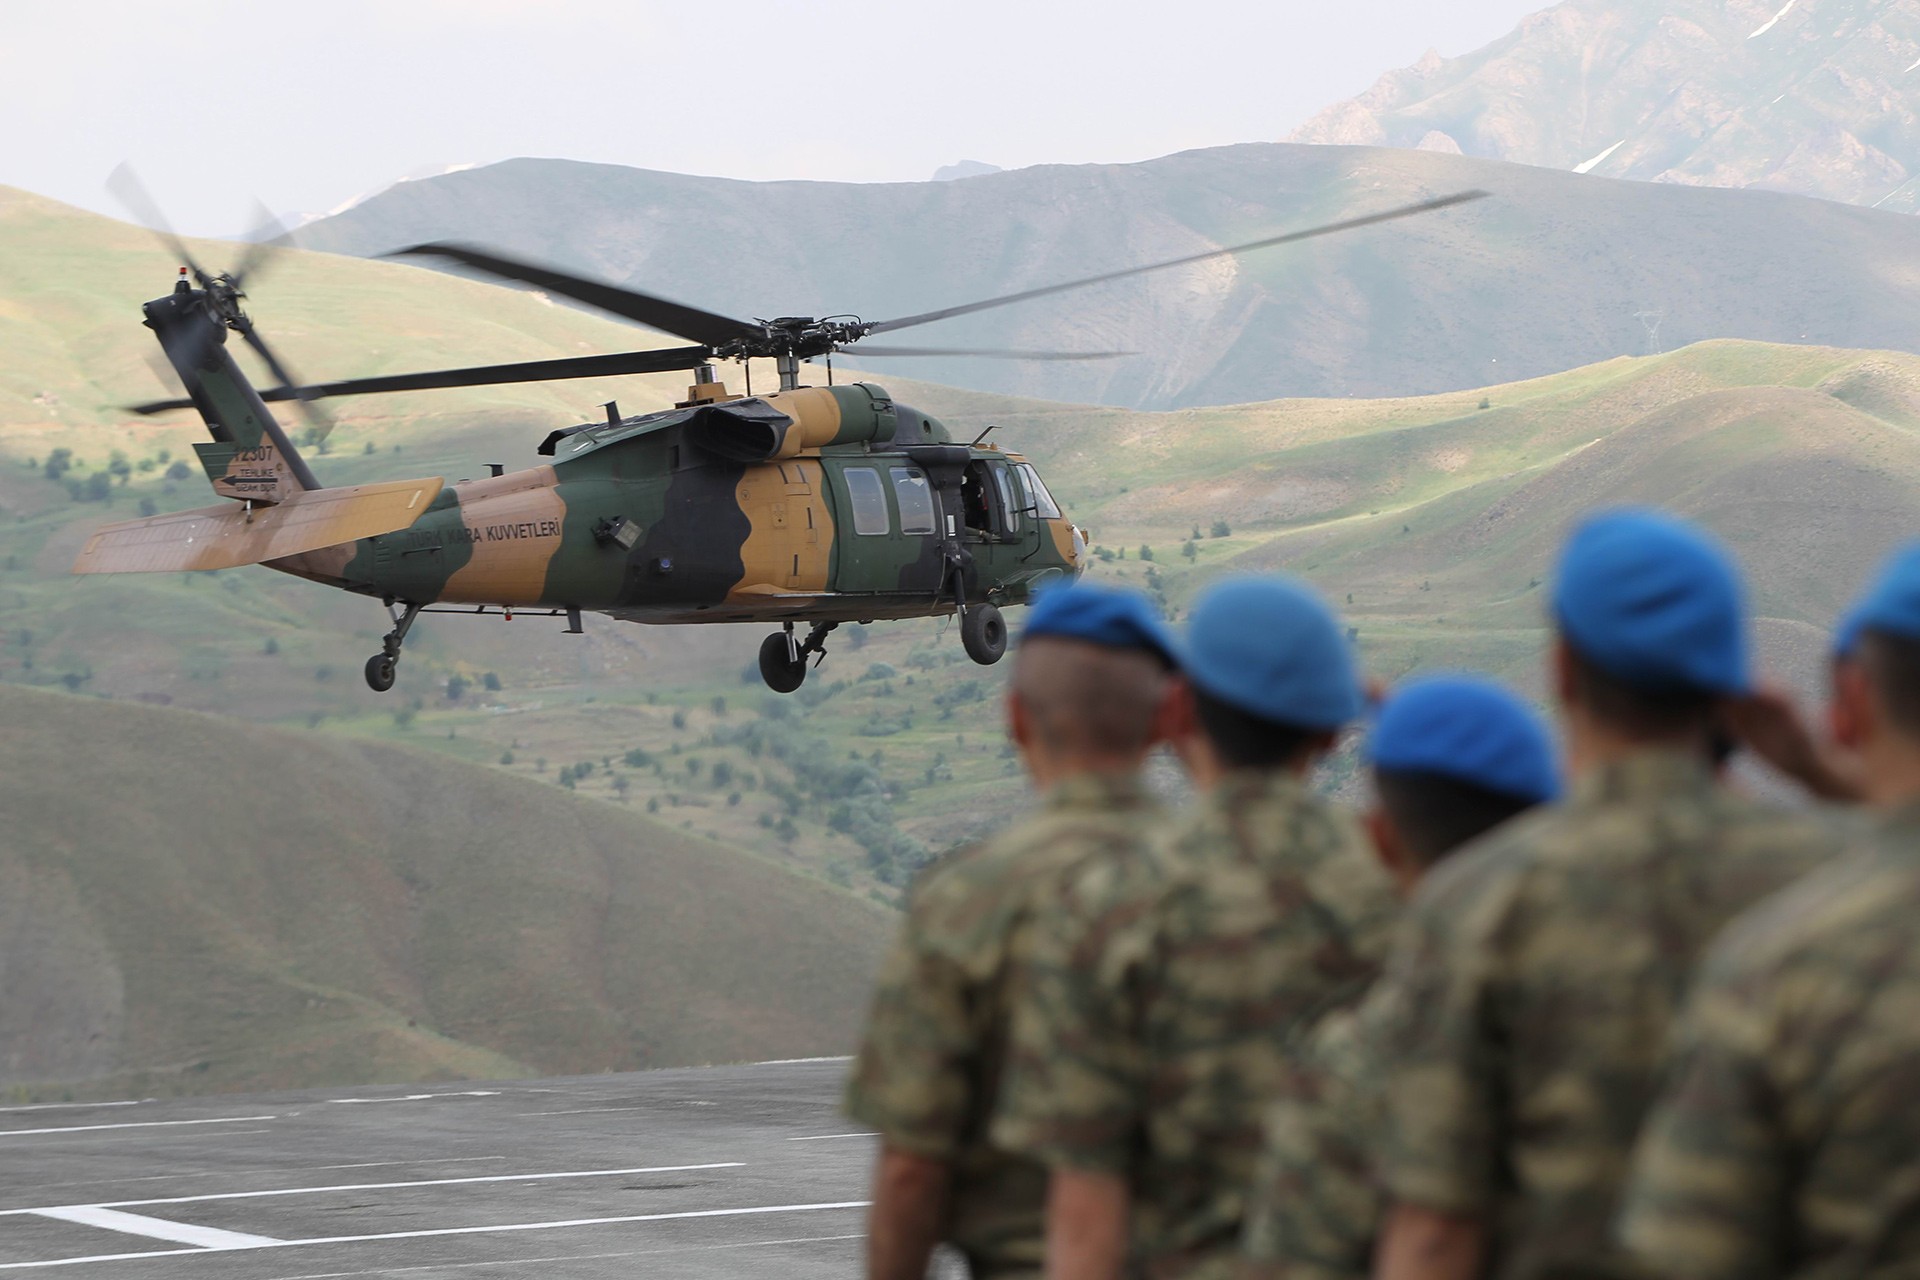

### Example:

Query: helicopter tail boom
xmin=71 ymin=477 xmax=444 ymax=575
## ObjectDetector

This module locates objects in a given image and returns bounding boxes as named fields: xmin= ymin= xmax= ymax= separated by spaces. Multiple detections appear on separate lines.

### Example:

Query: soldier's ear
xmin=1007 ymin=689 xmax=1033 ymax=750
xmin=1550 ymin=635 xmax=1579 ymax=710
xmin=1150 ymin=677 xmax=1194 ymax=747
xmin=1829 ymin=659 xmax=1874 ymax=752
xmin=1364 ymin=805 xmax=1419 ymax=896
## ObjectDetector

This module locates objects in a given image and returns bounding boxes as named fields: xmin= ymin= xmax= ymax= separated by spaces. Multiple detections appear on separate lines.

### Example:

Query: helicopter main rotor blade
xmin=127 ymin=344 xmax=717 ymax=415
xmin=388 ymin=243 xmax=762 ymax=349
xmin=864 ymin=189 xmax=1490 ymax=337
xmin=107 ymin=163 xmax=213 ymax=287
xmin=233 ymin=318 xmax=334 ymax=441
xmin=846 ymin=344 xmax=1135 ymax=361
xmin=230 ymin=199 xmax=297 ymax=292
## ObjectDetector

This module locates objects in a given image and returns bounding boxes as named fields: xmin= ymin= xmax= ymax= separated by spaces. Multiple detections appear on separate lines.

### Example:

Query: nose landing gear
xmin=364 ymin=600 xmax=422 ymax=693
xmin=758 ymin=620 xmax=837 ymax=693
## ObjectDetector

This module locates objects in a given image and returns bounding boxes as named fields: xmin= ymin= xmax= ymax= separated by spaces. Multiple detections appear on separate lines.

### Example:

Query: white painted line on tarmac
xmin=787 ymin=1132 xmax=877 ymax=1141
xmin=0 ymin=1163 xmax=744 ymax=1215
xmin=0 ymin=1101 xmax=145 ymax=1114
xmin=752 ymin=1055 xmax=853 ymax=1065
xmin=0 ymin=1198 xmax=871 ymax=1270
xmin=31 ymin=1205 xmax=281 ymax=1250
xmin=19 ymin=1155 xmax=512 ymax=1199
xmin=249 ymin=1199 xmax=874 ymax=1247
xmin=309 ymin=1156 xmax=511 ymax=1172
xmin=325 ymin=1091 xmax=501 ymax=1104
xmin=255 ymin=1231 xmax=866 ymax=1278
xmin=515 ymin=1106 xmax=650 ymax=1116
xmin=0 ymin=1114 xmax=277 ymax=1138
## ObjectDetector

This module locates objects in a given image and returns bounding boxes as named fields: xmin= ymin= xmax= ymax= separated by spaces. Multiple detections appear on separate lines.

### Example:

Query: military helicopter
xmin=80 ymin=178 xmax=1485 ymax=693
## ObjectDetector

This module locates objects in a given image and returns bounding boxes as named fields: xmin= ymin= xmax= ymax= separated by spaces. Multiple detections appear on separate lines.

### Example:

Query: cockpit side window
xmin=1016 ymin=463 xmax=1061 ymax=520
xmin=990 ymin=464 xmax=1020 ymax=535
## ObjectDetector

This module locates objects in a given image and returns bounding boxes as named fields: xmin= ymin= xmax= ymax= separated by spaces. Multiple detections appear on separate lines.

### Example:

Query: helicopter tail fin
xmin=145 ymin=286 xmax=323 ymax=497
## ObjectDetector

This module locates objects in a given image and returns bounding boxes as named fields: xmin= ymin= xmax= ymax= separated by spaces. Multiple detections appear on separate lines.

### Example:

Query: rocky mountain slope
xmin=1289 ymin=0 xmax=1920 ymax=211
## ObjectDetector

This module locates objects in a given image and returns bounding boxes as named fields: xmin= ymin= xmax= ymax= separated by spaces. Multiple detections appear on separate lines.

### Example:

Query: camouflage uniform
xmin=1372 ymin=749 xmax=1840 ymax=1280
xmin=1241 ymin=983 xmax=1399 ymax=1280
xmin=991 ymin=770 xmax=1400 ymax=1280
xmin=1621 ymin=805 xmax=1920 ymax=1280
xmin=843 ymin=771 xmax=1160 ymax=1280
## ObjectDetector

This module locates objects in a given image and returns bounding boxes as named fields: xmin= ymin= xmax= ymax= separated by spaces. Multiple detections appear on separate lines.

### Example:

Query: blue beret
xmin=1839 ymin=542 xmax=1920 ymax=653
xmin=1367 ymin=674 xmax=1561 ymax=805
xmin=1020 ymin=581 xmax=1178 ymax=665
xmin=1551 ymin=508 xmax=1751 ymax=696
xmin=1181 ymin=575 xmax=1362 ymax=730
xmin=1833 ymin=604 xmax=1868 ymax=660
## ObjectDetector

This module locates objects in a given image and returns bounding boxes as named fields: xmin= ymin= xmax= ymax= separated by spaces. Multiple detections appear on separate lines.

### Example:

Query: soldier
xmin=1241 ymin=674 xmax=1562 ymax=1280
xmin=844 ymin=581 xmax=1180 ymax=1280
xmin=1366 ymin=509 xmax=1839 ymax=1280
xmin=991 ymin=575 xmax=1400 ymax=1280
xmin=1620 ymin=543 xmax=1920 ymax=1278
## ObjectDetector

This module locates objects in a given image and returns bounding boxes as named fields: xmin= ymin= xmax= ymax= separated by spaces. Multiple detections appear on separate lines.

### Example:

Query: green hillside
xmin=296 ymin=144 xmax=1920 ymax=410
xmin=6 ymin=185 xmax=1920 ymax=909
xmin=848 ymin=340 xmax=1920 ymax=739
xmin=0 ymin=684 xmax=892 ymax=1101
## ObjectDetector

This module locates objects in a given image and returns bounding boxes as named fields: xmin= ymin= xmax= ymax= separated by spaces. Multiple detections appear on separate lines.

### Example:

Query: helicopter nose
xmin=1070 ymin=524 xmax=1088 ymax=576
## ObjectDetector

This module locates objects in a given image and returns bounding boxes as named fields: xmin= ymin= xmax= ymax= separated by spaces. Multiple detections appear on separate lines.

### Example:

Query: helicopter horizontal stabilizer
xmin=71 ymin=477 xmax=445 ymax=575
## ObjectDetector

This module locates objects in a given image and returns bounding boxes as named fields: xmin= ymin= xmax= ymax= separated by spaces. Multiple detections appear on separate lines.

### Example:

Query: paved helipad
xmin=0 ymin=1058 xmax=876 ymax=1277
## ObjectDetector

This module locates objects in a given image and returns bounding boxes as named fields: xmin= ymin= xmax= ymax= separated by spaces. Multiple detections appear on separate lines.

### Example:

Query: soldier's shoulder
xmin=1709 ymin=837 xmax=1920 ymax=983
xmin=914 ymin=807 xmax=1156 ymax=906
xmin=1405 ymin=805 xmax=1550 ymax=917
xmin=1711 ymin=790 xmax=1861 ymax=845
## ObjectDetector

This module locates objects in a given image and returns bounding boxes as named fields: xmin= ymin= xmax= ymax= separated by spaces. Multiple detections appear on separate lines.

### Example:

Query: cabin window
xmin=991 ymin=464 xmax=1020 ymax=534
xmin=1017 ymin=463 xmax=1062 ymax=519
xmin=890 ymin=468 xmax=935 ymax=535
xmin=845 ymin=467 xmax=891 ymax=536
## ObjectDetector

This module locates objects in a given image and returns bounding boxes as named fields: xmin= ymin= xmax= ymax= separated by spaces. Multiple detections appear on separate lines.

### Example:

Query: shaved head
xmin=1011 ymin=638 xmax=1171 ymax=764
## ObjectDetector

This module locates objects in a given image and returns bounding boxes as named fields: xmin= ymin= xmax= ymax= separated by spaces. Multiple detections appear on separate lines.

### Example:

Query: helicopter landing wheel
xmin=759 ymin=631 xmax=808 ymax=694
xmin=961 ymin=603 xmax=1007 ymax=666
xmin=364 ymin=654 xmax=397 ymax=693
xmin=363 ymin=599 xmax=421 ymax=693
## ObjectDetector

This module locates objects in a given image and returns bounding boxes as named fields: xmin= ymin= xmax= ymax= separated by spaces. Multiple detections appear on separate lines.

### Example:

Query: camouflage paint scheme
xmin=77 ymin=286 xmax=1083 ymax=632
xmin=285 ymin=382 xmax=1078 ymax=621
xmin=1370 ymin=751 xmax=1841 ymax=1280
xmin=1621 ymin=807 xmax=1920 ymax=1279
xmin=991 ymin=772 xmax=1400 ymax=1280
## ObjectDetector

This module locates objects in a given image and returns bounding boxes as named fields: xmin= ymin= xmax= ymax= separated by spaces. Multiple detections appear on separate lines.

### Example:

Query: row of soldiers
xmin=840 ymin=506 xmax=1920 ymax=1280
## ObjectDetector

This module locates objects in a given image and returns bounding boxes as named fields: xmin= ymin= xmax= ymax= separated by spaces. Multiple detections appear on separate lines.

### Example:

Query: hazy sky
xmin=4 ymin=0 xmax=1545 ymax=235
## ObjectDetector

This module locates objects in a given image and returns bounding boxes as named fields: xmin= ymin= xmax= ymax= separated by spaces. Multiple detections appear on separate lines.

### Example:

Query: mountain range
xmin=1289 ymin=0 xmax=1920 ymax=211
xmin=297 ymin=142 xmax=1920 ymax=411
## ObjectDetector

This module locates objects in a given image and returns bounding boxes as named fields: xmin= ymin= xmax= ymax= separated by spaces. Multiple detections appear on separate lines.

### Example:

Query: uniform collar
xmin=1043 ymin=770 xmax=1156 ymax=813
xmin=1207 ymin=767 xmax=1311 ymax=808
xmin=1874 ymin=796 xmax=1920 ymax=841
xmin=1569 ymin=748 xmax=1716 ymax=806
